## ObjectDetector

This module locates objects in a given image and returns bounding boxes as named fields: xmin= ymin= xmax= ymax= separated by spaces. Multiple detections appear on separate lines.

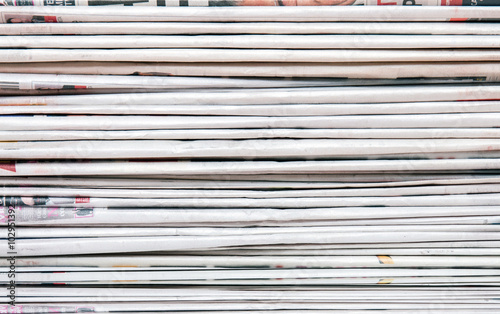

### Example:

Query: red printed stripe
xmin=75 ymin=197 xmax=90 ymax=203
xmin=44 ymin=16 xmax=58 ymax=23
xmin=377 ymin=0 xmax=397 ymax=4
xmin=0 ymin=162 xmax=16 ymax=173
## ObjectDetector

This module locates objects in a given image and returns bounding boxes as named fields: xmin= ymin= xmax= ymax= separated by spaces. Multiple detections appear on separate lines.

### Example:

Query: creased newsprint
xmin=1 ymin=22 xmax=500 ymax=35
xmin=1 ymin=85 xmax=499 ymax=105
xmin=4 ymin=205 xmax=500 ymax=225
xmin=1 ymin=139 xmax=500 ymax=159
xmin=0 ymin=159 xmax=499 ymax=176
xmin=3 ymin=35 xmax=500 ymax=49
xmin=3 ymin=232 xmax=500 ymax=255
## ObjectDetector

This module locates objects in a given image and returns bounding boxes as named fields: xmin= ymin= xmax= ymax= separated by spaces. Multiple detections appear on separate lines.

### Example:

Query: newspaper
xmin=0 ymin=73 xmax=357 ymax=92
xmin=33 ymin=278 xmax=500 ymax=285
xmin=0 ymin=78 xmax=496 ymax=95
xmin=3 ymin=182 xmax=500 ymax=198
xmin=4 ymin=295 xmax=499 ymax=303
xmin=118 ymin=173 xmax=500 ymax=182
xmin=4 ymin=194 xmax=500 ymax=208
xmin=192 ymin=247 xmax=500 ymax=256
xmin=3 ymin=51 xmax=500 ymax=64
xmin=1 ymin=22 xmax=500 ymax=35
xmin=3 ymin=255 xmax=500 ymax=268
xmin=6 ymin=287 xmax=500 ymax=295
xmin=8 ymin=268 xmax=500 ymax=282
xmin=235 ymin=240 xmax=500 ymax=250
xmin=3 ymin=232 xmax=500 ymax=255
xmin=5 ymin=80 xmax=500 ymax=96
xmin=0 ymin=255 xmax=499 ymax=269
xmin=4 ymin=35 xmax=500 ymax=49
xmin=4 ymin=176 xmax=500 ymax=189
xmin=9 ymin=297 xmax=497 ymax=304
xmin=8 ymin=225 xmax=500 ymax=238
xmin=7 ymin=213 xmax=500 ymax=227
xmin=2 ymin=100 xmax=500 ymax=116
xmin=218 ymin=216 xmax=500 ymax=227
xmin=1 ymin=174 xmax=498 ymax=186
xmin=4 ymin=205 xmax=500 ymax=225
xmin=7 ymin=287 xmax=500 ymax=297
xmin=8 ymin=81 xmax=499 ymax=96
xmin=2 ymin=128 xmax=500 ymax=141
xmin=1 ymin=293 xmax=499 ymax=304
xmin=1 ymin=159 xmax=500 ymax=176
xmin=1 ymin=139 xmax=499 ymax=159
xmin=1 ymin=85 xmax=499 ymax=105
xmin=1 ymin=114 xmax=500 ymax=131
xmin=0 ymin=6 xmax=499 ymax=23
xmin=2 ymin=63 xmax=500 ymax=82
xmin=1 ymin=301 xmax=500 ymax=313
xmin=0 ymin=4 xmax=497 ymax=300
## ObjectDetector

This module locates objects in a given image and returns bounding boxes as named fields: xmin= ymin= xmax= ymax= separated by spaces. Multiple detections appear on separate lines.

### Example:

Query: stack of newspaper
xmin=1 ymin=3 xmax=500 ymax=313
